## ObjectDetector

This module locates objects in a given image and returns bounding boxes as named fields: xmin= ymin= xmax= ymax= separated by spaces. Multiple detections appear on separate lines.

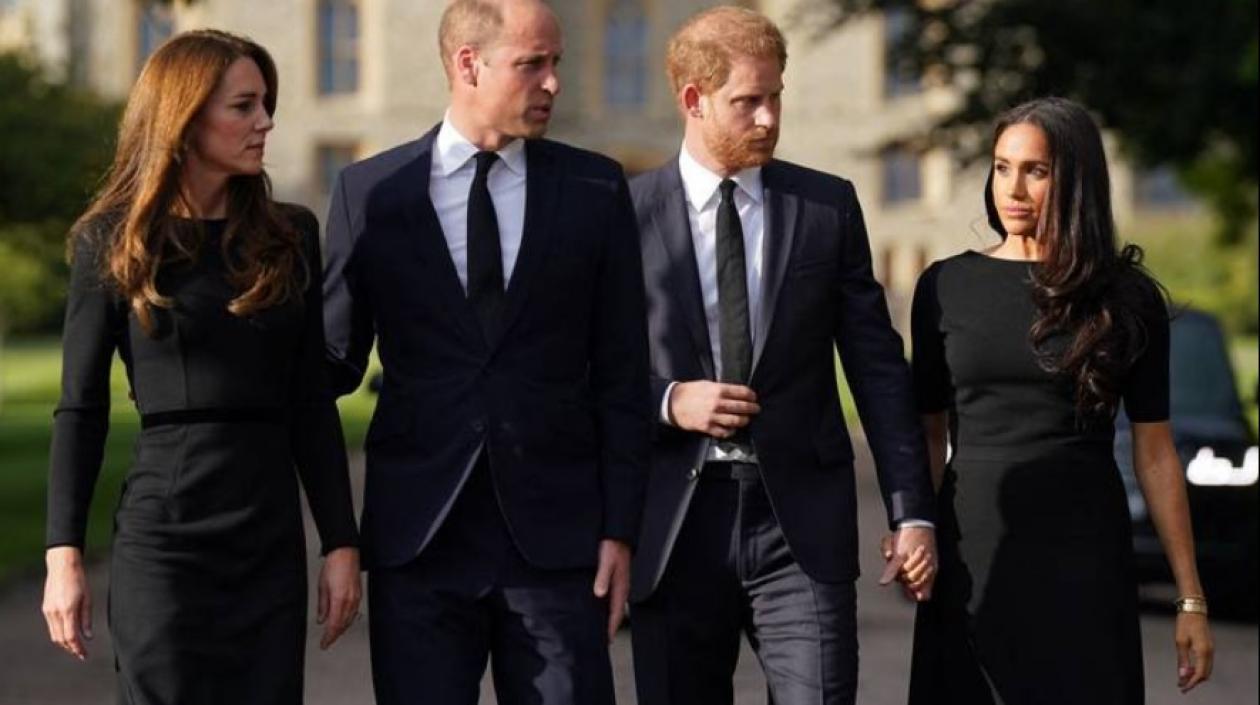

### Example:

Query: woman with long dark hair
xmin=903 ymin=97 xmax=1214 ymax=703
xmin=40 ymin=29 xmax=360 ymax=703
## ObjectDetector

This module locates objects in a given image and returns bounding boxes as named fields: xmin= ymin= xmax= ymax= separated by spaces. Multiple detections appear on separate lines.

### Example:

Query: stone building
xmin=0 ymin=0 xmax=1198 ymax=323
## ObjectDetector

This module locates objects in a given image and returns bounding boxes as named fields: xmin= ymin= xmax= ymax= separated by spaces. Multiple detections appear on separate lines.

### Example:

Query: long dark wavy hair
xmin=72 ymin=29 xmax=305 ymax=334
xmin=984 ymin=97 xmax=1166 ymax=424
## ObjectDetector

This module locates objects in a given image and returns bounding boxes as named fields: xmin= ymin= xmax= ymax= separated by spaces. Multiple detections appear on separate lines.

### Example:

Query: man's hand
xmin=668 ymin=381 xmax=760 ymax=439
xmin=593 ymin=539 xmax=632 ymax=643
xmin=878 ymin=526 xmax=938 ymax=602
xmin=42 ymin=546 xmax=92 ymax=661
xmin=316 ymin=547 xmax=362 ymax=650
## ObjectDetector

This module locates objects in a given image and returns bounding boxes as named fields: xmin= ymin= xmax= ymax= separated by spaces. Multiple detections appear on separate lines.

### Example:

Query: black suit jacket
xmin=629 ymin=158 xmax=936 ymax=600
xmin=323 ymin=125 xmax=651 ymax=571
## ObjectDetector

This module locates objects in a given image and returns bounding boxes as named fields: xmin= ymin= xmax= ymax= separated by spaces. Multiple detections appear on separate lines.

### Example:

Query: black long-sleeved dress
xmin=47 ymin=208 xmax=358 ymax=705
xmin=907 ymin=251 xmax=1169 ymax=705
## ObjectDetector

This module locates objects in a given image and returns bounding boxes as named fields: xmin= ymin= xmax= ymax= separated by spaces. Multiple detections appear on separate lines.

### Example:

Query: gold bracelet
xmin=1174 ymin=596 xmax=1209 ymax=616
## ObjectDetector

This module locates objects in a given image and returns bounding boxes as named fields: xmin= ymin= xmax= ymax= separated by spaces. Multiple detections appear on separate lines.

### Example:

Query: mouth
xmin=528 ymin=105 xmax=553 ymax=119
xmin=1002 ymin=207 xmax=1034 ymax=218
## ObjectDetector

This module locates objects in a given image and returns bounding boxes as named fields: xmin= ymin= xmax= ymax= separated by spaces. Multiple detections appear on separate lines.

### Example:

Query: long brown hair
xmin=984 ymin=97 xmax=1166 ymax=424
xmin=72 ymin=29 xmax=304 ymax=333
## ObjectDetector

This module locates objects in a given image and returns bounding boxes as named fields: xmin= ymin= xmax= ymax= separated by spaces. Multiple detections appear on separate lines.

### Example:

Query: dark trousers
xmin=368 ymin=457 xmax=614 ymax=705
xmin=631 ymin=464 xmax=858 ymax=705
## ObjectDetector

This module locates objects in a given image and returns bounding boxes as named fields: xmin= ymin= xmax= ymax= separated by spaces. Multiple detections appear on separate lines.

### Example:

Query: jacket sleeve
xmin=590 ymin=173 xmax=653 ymax=546
xmin=831 ymin=181 xmax=936 ymax=528
xmin=322 ymin=171 xmax=376 ymax=396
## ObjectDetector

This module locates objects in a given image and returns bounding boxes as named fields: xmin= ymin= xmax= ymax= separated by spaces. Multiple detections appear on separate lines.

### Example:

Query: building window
xmin=137 ymin=2 xmax=174 ymax=72
xmin=317 ymin=143 xmax=358 ymax=196
xmin=318 ymin=0 xmax=359 ymax=95
xmin=881 ymin=147 xmax=922 ymax=205
xmin=1135 ymin=166 xmax=1195 ymax=210
xmin=883 ymin=7 xmax=919 ymax=98
xmin=604 ymin=0 xmax=648 ymax=110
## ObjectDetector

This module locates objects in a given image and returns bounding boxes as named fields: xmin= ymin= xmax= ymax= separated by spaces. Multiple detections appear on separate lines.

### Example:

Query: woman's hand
xmin=317 ymin=546 xmax=362 ymax=650
xmin=42 ymin=546 xmax=92 ymax=661
xmin=1175 ymin=612 xmax=1213 ymax=692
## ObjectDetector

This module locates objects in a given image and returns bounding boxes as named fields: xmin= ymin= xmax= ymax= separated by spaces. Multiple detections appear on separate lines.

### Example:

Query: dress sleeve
xmin=910 ymin=262 xmax=951 ymax=414
xmin=46 ymin=225 xmax=122 ymax=549
xmin=288 ymin=209 xmax=360 ymax=554
xmin=1121 ymin=279 xmax=1170 ymax=423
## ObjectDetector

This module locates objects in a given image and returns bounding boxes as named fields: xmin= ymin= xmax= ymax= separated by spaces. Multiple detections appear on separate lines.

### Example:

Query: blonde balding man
xmin=322 ymin=1 xmax=650 ymax=703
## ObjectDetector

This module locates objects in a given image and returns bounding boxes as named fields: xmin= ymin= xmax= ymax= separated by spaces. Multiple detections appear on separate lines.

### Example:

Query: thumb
xmin=80 ymin=589 xmax=93 ymax=640
xmin=879 ymin=553 xmax=905 ymax=586
xmin=593 ymin=560 xmax=612 ymax=598
xmin=317 ymin=574 xmax=330 ymax=625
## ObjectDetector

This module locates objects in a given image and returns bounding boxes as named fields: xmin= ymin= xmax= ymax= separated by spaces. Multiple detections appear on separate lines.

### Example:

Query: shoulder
xmin=1112 ymin=264 xmax=1168 ymax=321
xmin=531 ymin=139 xmax=625 ymax=185
xmin=68 ymin=210 xmax=124 ymax=265
xmin=764 ymin=159 xmax=855 ymax=203
xmin=275 ymin=202 xmax=319 ymax=236
xmin=628 ymin=162 xmax=677 ymax=212
xmin=339 ymin=138 xmax=427 ymax=187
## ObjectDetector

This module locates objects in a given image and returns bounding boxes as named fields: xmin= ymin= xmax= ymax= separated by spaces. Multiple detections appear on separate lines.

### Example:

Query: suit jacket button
xmin=687 ymin=467 xmax=700 ymax=481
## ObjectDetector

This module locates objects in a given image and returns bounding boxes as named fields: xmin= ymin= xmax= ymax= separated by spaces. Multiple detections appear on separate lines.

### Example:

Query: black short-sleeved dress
xmin=906 ymin=251 xmax=1169 ymax=705
xmin=46 ymin=208 xmax=358 ymax=705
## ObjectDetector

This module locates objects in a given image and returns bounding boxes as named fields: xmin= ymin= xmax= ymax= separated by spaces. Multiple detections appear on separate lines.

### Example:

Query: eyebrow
xmin=230 ymin=91 xmax=262 ymax=100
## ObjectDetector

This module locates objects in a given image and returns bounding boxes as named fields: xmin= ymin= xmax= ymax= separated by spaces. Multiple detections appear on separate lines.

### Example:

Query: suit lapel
xmin=652 ymin=162 xmax=716 ymax=380
xmin=492 ymin=139 xmax=561 ymax=350
xmin=752 ymin=161 xmax=800 ymax=375
xmin=403 ymin=126 xmax=486 ymax=351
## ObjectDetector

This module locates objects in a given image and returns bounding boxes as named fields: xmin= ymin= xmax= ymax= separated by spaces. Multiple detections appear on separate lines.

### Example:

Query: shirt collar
xmin=434 ymin=113 xmax=527 ymax=177
xmin=678 ymin=143 xmax=764 ymax=212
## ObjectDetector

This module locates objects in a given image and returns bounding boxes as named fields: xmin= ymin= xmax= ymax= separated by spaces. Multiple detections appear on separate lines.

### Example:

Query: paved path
xmin=2 ymin=443 xmax=1255 ymax=704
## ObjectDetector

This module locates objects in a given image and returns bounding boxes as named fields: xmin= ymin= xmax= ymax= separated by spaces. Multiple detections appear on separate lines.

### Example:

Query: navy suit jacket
xmin=629 ymin=158 xmax=936 ymax=600
xmin=323 ymin=125 xmax=651 ymax=571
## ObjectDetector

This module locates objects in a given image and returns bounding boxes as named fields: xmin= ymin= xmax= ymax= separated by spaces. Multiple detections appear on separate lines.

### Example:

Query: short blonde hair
xmin=666 ymin=6 xmax=788 ymax=95
xmin=438 ymin=0 xmax=505 ymax=74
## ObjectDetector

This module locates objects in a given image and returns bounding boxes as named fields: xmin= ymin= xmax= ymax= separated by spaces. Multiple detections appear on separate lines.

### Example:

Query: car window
xmin=1170 ymin=313 xmax=1243 ymax=419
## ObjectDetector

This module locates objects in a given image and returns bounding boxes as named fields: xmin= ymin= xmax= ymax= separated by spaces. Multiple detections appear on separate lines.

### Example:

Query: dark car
xmin=1114 ymin=309 xmax=1258 ymax=616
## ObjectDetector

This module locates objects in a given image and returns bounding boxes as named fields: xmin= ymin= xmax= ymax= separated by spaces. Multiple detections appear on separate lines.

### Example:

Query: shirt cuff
xmin=897 ymin=519 xmax=935 ymax=530
xmin=659 ymin=381 xmax=678 ymax=426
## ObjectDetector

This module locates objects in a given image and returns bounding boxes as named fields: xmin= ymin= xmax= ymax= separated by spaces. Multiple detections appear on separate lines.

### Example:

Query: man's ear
xmin=455 ymin=45 xmax=480 ymax=87
xmin=681 ymin=84 xmax=705 ymax=119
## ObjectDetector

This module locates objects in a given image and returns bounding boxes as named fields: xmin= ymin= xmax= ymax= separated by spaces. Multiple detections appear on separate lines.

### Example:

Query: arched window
xmin=604 ymin=0 xmax=648 ymax=111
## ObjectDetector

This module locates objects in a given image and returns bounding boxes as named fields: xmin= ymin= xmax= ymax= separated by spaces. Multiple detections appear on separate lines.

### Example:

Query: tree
xmin=0 ymin=52 xmax=119 ymax=337
xmin=800 ymin=0 xmax=1258 ymax=244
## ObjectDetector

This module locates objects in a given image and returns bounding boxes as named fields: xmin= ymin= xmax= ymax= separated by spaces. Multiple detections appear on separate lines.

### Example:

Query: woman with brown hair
xmin=40 ymin=29 xmax=360 ymax=703
xmin=904 ymin=97 xmax=1214 ymax=703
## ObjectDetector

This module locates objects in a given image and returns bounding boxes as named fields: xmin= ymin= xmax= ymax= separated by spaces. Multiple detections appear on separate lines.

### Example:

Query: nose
xmin=754 ymin=104 xmax=778 ymax=131
xmin=541 ymin=68 xmax=560 ymax=97
xmin=257 ymin=111 xmax=275 ymax=133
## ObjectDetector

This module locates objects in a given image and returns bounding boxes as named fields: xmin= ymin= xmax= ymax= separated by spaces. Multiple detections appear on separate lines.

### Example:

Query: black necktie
xmin=467 ymin=151 xmax=503 ymax=342
xmin=716 ymin=179 xmax=752 ymax=386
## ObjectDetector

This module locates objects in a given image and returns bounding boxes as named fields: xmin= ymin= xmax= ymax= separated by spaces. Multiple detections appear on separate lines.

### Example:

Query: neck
xmin=447 ymin=103 xmax=517 ymax=153
xmin=992 ymin=234 xmax=1043 ymax=261
xmin=178 ymin=161 xmax=230 ymax=219
xmin=683 ymin=127 xmax=738 ymax=178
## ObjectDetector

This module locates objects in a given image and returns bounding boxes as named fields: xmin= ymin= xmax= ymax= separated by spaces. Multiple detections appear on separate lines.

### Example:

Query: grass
xmin=0 ymin=337 xmax=376 ymax=583
xmin=2 ymin=331 xmax=1255 ymax=584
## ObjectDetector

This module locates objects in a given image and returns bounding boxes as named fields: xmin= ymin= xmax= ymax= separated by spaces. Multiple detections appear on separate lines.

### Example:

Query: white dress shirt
xmin=660 ymin=146 xmax=765 ymax=462
xmin=430 ymin=116 xmax=528 ymax=291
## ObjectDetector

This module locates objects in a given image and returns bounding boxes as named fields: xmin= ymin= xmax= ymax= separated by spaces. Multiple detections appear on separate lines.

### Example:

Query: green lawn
xmin=0 ymin=338 xmax=376 ymax=583
xmin=2 ymin=333 xmax=1256 ymax=584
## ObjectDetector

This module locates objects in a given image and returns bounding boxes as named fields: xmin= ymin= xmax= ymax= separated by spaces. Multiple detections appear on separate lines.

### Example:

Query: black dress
xmin=907 ymin=251 xmax=1169 ymax=705
xmin=46 ymin=209 xmax=358 ymax=705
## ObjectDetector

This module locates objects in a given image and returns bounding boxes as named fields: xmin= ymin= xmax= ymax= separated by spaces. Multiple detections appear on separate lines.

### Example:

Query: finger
xmin=879 ymin=553 xmax=905 ymax=586
xmin=719 ymin=385 xmax=758 ymax=402
xmin=711 ymin=413 xmax=749 ymax=429
xmin=717 ymin=399 xmax=761 ymax=415
xmin=608 ymin=565 xmax=631 ymax=642
xmin=880 ymin=534 xmax=895 ymax=560
xmin=707 ymin=424 xmax=736 ymax=439
xmin=321 ymin=595 xmax=351 ymax=650
xmin=903 ymin=559 xmax=935 ymax=587
xmin=43 ymin=603 xmax=63 ymax=646
xmin=61 ymin=610 xmax=85 ymax=660
xmin=900 ymin=545 xmax=928 ymax=573
xmin=1188 ymin=641 xmax=1213 ymax=689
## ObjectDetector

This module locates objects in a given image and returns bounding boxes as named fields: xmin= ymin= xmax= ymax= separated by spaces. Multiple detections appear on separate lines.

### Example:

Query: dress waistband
xmin=952 ymin=437 xmax=1112 ymax=463
xmin=139 ymin=408 xmax=288 ymax=429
